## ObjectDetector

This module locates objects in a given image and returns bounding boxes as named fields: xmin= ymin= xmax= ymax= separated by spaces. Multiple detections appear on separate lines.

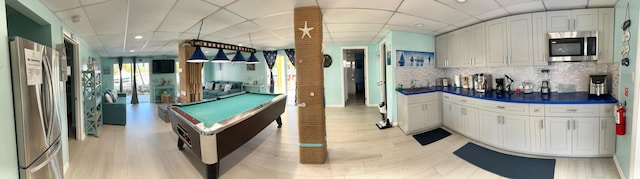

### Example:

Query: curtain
xmin=263 ymin=50 xmax=278 ymax=93
xmin=118 ymin=57 xmax=123 ymax=92
xmin=284 ymin=49 xmax=295 ymax=67
xmin=130 ymin=57 xmax=139 ymax=104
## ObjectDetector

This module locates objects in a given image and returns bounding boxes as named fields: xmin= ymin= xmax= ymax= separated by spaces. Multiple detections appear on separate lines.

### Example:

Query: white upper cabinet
xmin=532 ymin=12 xmax=548 ymax=66
xmin=598 ymin=8 xmax=614 ymax=64
xmin=547 ymin=9 xmax=599 ymax=32
xmin=507 ymin=14 xmax=534 ymax=66
xmin=436 ymin=34 xmax=449 ymax=68
xmin=470 ymin=23 xmax=487 ymax=67
xmin=485 ymin=14 xmax=533 ymax=67
xmin=485 ymin=18 xmax=508 ymax=67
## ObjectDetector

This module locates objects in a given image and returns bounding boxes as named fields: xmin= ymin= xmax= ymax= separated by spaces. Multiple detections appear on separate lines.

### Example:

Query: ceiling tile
xmin=185 ymin=9 xmax=246 ymax=34
xmin=454 ymin=17 xmax=481 ymax=28
xmin=210 ymin=21 xmax=264 ymax=39
xmin=79 ymin=35 xmax=103 ymax=47
xmin=150 ymin=32 xmax=181 ymax=42
xmin=382 ymin=25 xmax=431 ymax=35
xmin=84 ymin=0 xmax=127 ymax=34
xmin=178 ymin=33 xmax=198 ymax=40
xmin=204 ymin=0 xmax=234 ymax=7
xmin=98 ymin=34 xmax=125 ymax=48
xmin=587 ymin=0 xmax=618 ymax=8
xmin=269 ymin=27 xmax=295 ymax=38
xmin=398 ymin=0 xmax=470 ymax=25
xmin=543 ymin=0 xmax=588 ymax=10
xmin=495 ymin=0 xmax=538 ymax=6
xmin=318 ymin=0 xmax=402 ymax=11
xmin=325 ymin=24 xmax=384 ymax=32
xmin=436 ymin=0 xmax=500 ymax=16
xmin=434 ymin=25 xmax=458 ymax=34
xmin=156 ymin=0 xmax=220 ymax=32
xmin=329 ymin=32 xmax=379 ymax=39
xmin=322 ymin=9 xmax=393 ymax=24
xmin=128 ymin=0 xmax=176 ymax=34
xmin=388 ymin=13 xmax=449 ymax=32
xmin=476 ymin=8 xmax=509 ymax=21
xmin=252 ymin=12 xmax=293 ymax=29
xmin=226 ymin=0 xmax=295 ymax=20
xmin=80 ymin=0 xmax=108 ymax=5
xmin=505 ymin=1 xmax=546 ymax=14
xmin=332 ymin=37 xmax=374 ymax=44
xmin=126 ymin=32 xmax=154 ymax=46
xmin=56 ymin=8 xmax=96 ymax=36
xmin=40 ymin=0 xmax=81 ymax=12
xmin=249 ymin=31 xmax=282 ymax=41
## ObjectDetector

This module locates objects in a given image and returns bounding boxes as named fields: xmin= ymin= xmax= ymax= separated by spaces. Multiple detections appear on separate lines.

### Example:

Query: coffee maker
xmin=589 ymin=75 xmax=608 ymax=96
xmin=476 ymin=74 xmax=492 ymax=92
xmin=495 ymin=78 xmax=505 ymax=92
xmin=540 ymin=69 xmax=550 ymax=94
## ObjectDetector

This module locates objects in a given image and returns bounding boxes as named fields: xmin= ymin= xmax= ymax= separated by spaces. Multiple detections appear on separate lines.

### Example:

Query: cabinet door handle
xmin=508 ymin=56 xmax=511 ymax=64
xmin=444 ymin=96 xmax=449 ymax=99
xmin=601 ymin=120 xmax=605 ymax=130
xmin=503 ymin=56 xmax=507 ymax=64
xmin=540 ymin=120 xmax=544 ymax=129
xmin=497 ymin=106 xmax=505 ymax=109
xmin=567 ymin=19 xmax=571 ymax=30
xmin=573 ymin=120 xmax=576 ymax=130
xmin=566 ymin=109 xmax=578 ymax=112
xmin=461 ymin=100 xmax=467 ymax=103
xmin=498 ymin=116 xmax=501 ymax=124
xmin=567 ymin=120 xmax=570 ymax=130
xmin=573 ymin=19 xmax=576 ymax=30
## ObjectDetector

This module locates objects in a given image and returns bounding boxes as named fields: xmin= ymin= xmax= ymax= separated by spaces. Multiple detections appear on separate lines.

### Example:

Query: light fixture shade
xmin=188 ymin=46 xmax=208 ymax=63
xmin=230 ymin=51 xmax=246 ymax=63
xmin=246 ymin=53 xmax=260 ymax=64
xmin=211 ymin=49 xmax=230 ymax=63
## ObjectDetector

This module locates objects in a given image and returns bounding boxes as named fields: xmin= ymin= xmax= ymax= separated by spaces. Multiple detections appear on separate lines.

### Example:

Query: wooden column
xmin=178 ymin=40 xmax=203 ymax=103
xmin=294 ymin=6 xmax=326 ymax=164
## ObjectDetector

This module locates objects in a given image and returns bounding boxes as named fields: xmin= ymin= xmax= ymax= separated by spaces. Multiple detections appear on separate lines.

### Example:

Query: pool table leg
xmin=206 ymin=163 xmax=219 ymax=179
xmin=177 ymin=137 xmax=184 ymax=150
xmin=276 ymin=116 xmax=282 ymax=128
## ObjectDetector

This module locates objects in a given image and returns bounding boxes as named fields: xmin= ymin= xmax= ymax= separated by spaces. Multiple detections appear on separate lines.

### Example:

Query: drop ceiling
xmin=38 ymin=0 xmax=618 ymax=57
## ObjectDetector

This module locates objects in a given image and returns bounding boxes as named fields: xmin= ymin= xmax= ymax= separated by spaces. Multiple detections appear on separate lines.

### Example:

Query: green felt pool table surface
xmin=175 ymin=93 xmax=278 ymax=126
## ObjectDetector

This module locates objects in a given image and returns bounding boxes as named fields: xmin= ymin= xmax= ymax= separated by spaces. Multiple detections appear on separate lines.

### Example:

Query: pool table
xmin=168 ymin=92 xmax=286 ymax=179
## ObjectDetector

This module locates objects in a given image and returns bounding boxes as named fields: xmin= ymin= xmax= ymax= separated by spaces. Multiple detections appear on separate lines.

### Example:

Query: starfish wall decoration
xmin=298 ymin=21 xmax=314 ymax=39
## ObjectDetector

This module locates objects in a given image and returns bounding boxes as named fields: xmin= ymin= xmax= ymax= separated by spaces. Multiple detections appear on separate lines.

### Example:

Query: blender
xmin=540 ymin=69 xmax=550 ymax=94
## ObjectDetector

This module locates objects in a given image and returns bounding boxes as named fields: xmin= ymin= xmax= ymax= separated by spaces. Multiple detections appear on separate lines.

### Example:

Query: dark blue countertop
xmin=397 ymin=87 xmax=618 ymax=104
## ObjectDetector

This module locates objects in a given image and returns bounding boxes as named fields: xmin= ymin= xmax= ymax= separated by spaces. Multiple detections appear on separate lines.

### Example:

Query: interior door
xmin=379 ymin=43 xmax=387 ymax=106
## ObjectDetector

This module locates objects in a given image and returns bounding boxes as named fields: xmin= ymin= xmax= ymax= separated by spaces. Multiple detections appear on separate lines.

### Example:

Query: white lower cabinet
xmin=545 ymin=117 xmax=599 ymax=155
xmin=397 ymin=92 xmax=441 ymax=135
xmin=479 ymin=111 xmax=530 ymax=152
xmin=600 ymin=116 xmax=615 ymax=155
xmin=530 ymin=117 xmax=546 ymax=153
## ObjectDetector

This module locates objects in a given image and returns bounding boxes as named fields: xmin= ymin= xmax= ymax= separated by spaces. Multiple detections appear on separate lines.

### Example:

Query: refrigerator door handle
xmin=28 ymin=139 xmax=61 ymax=173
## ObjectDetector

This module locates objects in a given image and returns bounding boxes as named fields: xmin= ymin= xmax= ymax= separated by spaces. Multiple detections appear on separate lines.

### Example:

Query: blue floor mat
xmin=412 ymin=128 xmax=451 ymax=146
xmin=454 ymin=142 xmax=555 ymax=179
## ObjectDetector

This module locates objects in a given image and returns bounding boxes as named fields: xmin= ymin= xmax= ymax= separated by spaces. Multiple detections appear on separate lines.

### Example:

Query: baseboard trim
xmin=366 ymin=104 xmax=377 ymax=107
xmin=613 ymin=154 xmax=626 ymax=179
xmin=64 ymin=162 xmax=69 ymax=174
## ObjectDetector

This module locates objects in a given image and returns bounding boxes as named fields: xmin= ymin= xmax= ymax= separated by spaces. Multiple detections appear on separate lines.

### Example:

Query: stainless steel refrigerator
xmin=10 ymin=36 xmax=64 ymax=179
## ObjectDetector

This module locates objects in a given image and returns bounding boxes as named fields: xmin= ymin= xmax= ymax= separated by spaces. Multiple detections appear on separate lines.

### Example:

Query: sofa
xmin=102 ymin=90 xmax=127 ymax=125
xmin=203 ymin=81 xmax=244 ymax=99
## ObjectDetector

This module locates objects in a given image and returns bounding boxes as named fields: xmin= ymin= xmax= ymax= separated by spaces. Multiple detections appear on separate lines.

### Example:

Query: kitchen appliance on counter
xmin=522 ymin=80 xmax=534 ymax=94
xmin=442 ymin=78 xmax=449 ymax=87
xmin=461 ymin=76 xmax=470 ymax=89
xmin=541 ymin=69 xmax=550 ymax=94
xmin=589 ymin=74 xmax=608 ymax=96
xmin=495 ymin=78 xmax=505 ymax=91
xmin=476 ymin=74 xmax=492 ymax=92
xmin=547 ymin=31 xmax=598 ymax=62
xmin=454 ymin=75 xmax=461 ymax=88
xmin=437 ymin=78 xmax=450 ymax=87
xmin=10 ymin=37 xmax=64 ymax=179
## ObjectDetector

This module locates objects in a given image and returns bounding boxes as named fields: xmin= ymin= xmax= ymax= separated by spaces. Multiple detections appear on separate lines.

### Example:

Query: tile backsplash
xmin=396 ymin=62 xmax=619 ymax=94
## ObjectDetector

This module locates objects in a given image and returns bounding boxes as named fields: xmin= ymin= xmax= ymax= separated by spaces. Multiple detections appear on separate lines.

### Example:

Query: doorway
xmin=64 ymin=37 xmax=80 ymax=140
xmin=342 ymin=48 xmax=366 ymax=106
xmin=113 ymin=62 xmax=151 ymax=103
xmin=379 ymin=41 xmax=388 ymax=110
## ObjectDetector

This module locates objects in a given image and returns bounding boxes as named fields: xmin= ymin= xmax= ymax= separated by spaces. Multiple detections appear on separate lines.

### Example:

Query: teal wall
xmin=3 ymin=0 xmax=102 ymax=173
xmin=6 ymin=7 xmax=52 ymax=47
xmin=614 ymin=0 xmax=639 ymax=177
xmin=205 ymin=51 xmax=269 ymax=86
xmin=0 ymin=0 xmax=18 ymax=178
xmin=383 ymin=31 xmax=435 ymax=122
xmin=322 ymin=44 xmax=381 ymax=106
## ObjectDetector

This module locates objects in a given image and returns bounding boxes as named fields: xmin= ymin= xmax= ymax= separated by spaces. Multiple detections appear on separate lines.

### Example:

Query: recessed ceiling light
xmin=238 ymin=44 xmax=243 ymax=46
xmin=129 ymin=50 xmax=135 ymax=52
xmin=205 ymin=51 xmax=210 ymax=53
xmin=134 ymin=35 xmax=143 ymax=39
xmin=415 ymin=23 xmax=424 ymax=27
xmin=456 ymin=0 xmax=467 ymax=2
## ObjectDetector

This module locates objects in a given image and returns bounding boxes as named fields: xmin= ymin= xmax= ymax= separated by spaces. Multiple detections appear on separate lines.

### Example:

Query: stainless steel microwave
xmin=547 ymin=31 xmax=598 ymax=62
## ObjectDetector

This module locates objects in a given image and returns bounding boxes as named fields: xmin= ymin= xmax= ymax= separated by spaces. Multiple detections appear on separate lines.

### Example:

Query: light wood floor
xmin=65 ymin=102 xmax=621 ymax=179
